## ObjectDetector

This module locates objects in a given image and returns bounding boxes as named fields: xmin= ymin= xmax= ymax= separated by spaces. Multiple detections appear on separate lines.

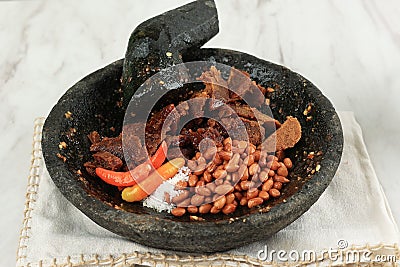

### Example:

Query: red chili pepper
xmin=122 ymin=158 xmax=185 ymax=202
xmin=95 ymin=141 xmax=167 ymax=187
xmin=150 ymin=140 xmax=168 ymax=169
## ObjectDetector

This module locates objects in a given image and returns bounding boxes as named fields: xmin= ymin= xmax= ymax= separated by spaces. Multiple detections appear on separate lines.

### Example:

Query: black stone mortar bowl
xmin=42 ymin=48 xmax=343 ymax=253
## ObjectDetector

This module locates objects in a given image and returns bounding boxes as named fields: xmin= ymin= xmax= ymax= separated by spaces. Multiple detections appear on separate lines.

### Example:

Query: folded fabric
xmin=16 ymin=112 xmax=400 ymax=267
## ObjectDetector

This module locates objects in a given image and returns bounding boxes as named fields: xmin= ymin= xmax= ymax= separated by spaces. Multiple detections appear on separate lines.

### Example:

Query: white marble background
xmin=0 ymin=0 xmax=399 ymax=266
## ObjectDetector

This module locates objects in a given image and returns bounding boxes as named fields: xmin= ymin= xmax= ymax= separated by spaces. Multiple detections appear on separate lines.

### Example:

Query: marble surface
xmin=1 ymin=0 xmax=399 ymax=266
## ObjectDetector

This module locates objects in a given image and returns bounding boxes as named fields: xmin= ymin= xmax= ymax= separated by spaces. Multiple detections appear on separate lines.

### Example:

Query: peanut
xmin=213 ymin=169 xmax=227 ymax=179
xmin=240 ymin=197 xmax=248 ymax=206
xmin=191 ymin=194 xmax=205 ymax=206
xmin=215 ymin=164 xmax=225 ymax=172
xmin=268 ymin=169 xmax=275 ymax=177
xmin=210 ymin=206 xmax=221 ymax=214
xmin=172 ymin=190 xmax=189 ymax=204
xmin=274 ymin=175 xmax=290 ymax=183
xmin=259 ymin=190 xmax=270 ymax=200
xmin=213 ymin=153 xmax=223 ymax=165
xmin=206 ymin=182 xmax=216 ymax=192
xmin=273 ymin=181 xmax=282 ymax=190
xmin=171 ymin=207 xmax=186 ymax=216
xmin=225 ymin=153 xmax=240 ymax=172
xmin=203 ymin=146 xmax=217 ymax=160
xmin=222 ymin=203 xmax=237 ymax=215
xmin=215 ymin=184 xmax=233 ymax=195
xmin=213 ymin=195 xmax=227 ymax=209
xmin=270 ymin=161 xmax=280 ymax=171
xmin=248 ymin=197 xmax=263 ymax=208
xmin=205 ymin=196 xmax=212 ymax=203
xmin=224 ymin=143 xmax=232 ymax=152
xmin=262 ymin=179 xmax=274 ymax=192
xmin=175 ymin=180 xmax=188 ymax=190
xmin=247 ymin=188 xmax=259 ymax=199
xmin=243 ymin=155 xmax=255 ymax=167
xmin=259 ymin=171 xmax=269 ymax=182
xmin=199 ymin=203 xmax=212 ymax=214
xmin=238 ymin=140 xmax=248 ymax=150
xmin=187 ymin=160 xmax=197 ymax=170
xmin=219 ymin=151 xmax=232 ymax=161
xmin=240 ymin=166 xmax=249 ymax=181
xmin=253 ymin=150 xmax=261 ymax=161
xmin=188 ymin=174 xmax=198 ymax=187
xmin=246 ymin=145 xmax=256 ymax=155
xmin=249 ymin=154 xmax=255 ymax=166
xmin=223 ymin=180 xmax=231 ymax=185
xmin=196 ymin=180 xmax=205 ymax=187
xmin=267 ymin=155 xmax=278 ymax=162
xmin=212 ymin=193 xmax=220 ymax=202
xmin=277 ymin=165 xmax=288 ymax=177
xmin=234 ymin=184 xmax=242 ymax=191
xmin=193 ymin=163 xmax=206 ymax=175
xmin=269 ymin=188 xmax=281 ymax=198
xmin=259 ymin=153 xmax=268 ymax=167
xmin=206 ymin=162 xmax=217 ymax=173
xmin=195 ymin=186 xmax=212 ymax=196
xmin=203 ymin=171 xmax=212 ymax=183
xmin=232 ymin=147 xmax=244 ymax=154
xmin=234 ymin=191 xmax=243 ymax=201
xmin=226 ymin=193 xmax=235 ymax=204
xmin=240 ymin=180 xmax=255 ymax=191
xmin=223 ymin=137 xmax=232 ymax=146
xmin=215 ymin=178 xmax=223 ymax=186
xmin=283 ymin=158 xmax=293 ymax=169
xmin=223 ymin=137 xmax=232 ymax=152
xmin=177 ymin=198 xmax=191 ymax=207
xmin=252 ymin=172 xmax=259 ymax=182
xmin=187 ymin=206 xmax=198 ymax=214
xmin=231 ymin=172 xmax=240 ymax=183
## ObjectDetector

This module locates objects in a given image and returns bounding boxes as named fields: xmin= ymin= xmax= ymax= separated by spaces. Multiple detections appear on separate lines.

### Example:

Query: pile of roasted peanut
xmin=170 ymin=137 xmax=293 ymax=217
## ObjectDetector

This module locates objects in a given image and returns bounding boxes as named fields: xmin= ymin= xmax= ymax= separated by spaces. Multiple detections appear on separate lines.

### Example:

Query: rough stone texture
xmin=42 ymin=48 xmax=343 ymax=253
xmin=121 ymin=0 xmax=219 ymax=107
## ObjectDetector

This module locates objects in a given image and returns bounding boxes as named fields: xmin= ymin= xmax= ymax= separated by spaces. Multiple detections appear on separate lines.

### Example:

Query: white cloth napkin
xmin=16 ymin=112 xmax=400 ymax=267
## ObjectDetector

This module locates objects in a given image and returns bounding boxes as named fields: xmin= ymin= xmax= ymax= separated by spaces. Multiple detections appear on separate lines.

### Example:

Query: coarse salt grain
xmin=143 ymin=166 xmax=190 ymax=213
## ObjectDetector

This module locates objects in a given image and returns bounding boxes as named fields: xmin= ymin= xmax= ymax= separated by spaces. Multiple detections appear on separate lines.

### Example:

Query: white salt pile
xmin=143 ymin=166 xmax=190 ymax=213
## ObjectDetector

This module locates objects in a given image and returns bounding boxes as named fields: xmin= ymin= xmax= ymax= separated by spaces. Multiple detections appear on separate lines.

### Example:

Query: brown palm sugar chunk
xmin=227 ymin=68 xmax=264 ymax=107
xmin=250 ymin=107 xmax=281 ymax=128
xmin=87 ymin=131 xmax=101 ymax=144
xmin=227 ymin=68 xmax=251 ymax=97
xmin=90 ymin=135 xmax=123 ymax=159
xmin=241 ymin=117 xmax=265 ymax=146
xmin=124 ymin=134 xmax=147 ymax=164
xmin=197 ymin=66 xmax=229 ymax=101
xmin=93 ymin=151 xmax=123 ymax=171
xmin=262 ymin=116 xmax=301 ymax=152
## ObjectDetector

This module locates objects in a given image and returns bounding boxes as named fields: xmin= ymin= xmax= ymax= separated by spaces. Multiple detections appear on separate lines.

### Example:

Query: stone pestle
xmin=121 ymin=0 xmax=219 ymax=107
